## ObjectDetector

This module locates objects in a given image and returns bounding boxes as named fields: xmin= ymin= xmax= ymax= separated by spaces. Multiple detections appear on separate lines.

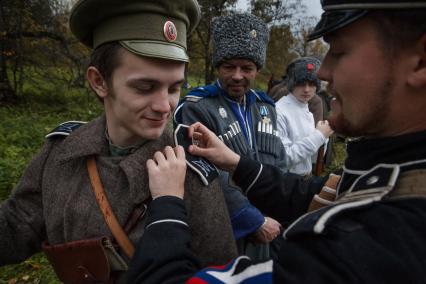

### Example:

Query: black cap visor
xmin=308 ymin=9 xmax=368 ymax=41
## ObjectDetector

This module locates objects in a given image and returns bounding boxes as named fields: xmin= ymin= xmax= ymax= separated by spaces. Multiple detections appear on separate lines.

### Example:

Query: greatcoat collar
xmin=54 ymin=114 xmax=175 ymax=204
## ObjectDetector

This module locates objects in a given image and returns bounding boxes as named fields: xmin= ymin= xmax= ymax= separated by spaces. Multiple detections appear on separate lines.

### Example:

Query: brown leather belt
xmin=87 ymin=157 xmax=135 ymax=258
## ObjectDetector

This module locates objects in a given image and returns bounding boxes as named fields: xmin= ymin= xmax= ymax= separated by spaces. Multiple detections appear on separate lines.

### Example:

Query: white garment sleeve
xmin=277 ymin=112 xmax=327 ymax=169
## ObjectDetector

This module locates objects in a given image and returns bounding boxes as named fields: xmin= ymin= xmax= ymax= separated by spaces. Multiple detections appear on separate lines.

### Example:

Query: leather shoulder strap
xmin=390 ymin=169 xmax=426 ymax=199
xmin=87 ymin=157 xmax=135 ymax=258
xmin=308 ymin=174 xmax=339 ymax=212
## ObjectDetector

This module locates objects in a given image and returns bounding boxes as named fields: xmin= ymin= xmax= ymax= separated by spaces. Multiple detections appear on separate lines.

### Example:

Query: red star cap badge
xmin=163 ymin=20 xmax=177 ymax=42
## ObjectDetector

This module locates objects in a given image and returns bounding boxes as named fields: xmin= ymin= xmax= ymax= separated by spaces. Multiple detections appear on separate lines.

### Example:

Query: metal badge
xmin=260 ymin=105 xmax=269 ymax=116
xmin=163 ymin=20 xmax=177 ymax=42
xmin=219 ymin=106 xmax=228 ymax=119
xmin=250 ymin=29 xmax=257 ymax=39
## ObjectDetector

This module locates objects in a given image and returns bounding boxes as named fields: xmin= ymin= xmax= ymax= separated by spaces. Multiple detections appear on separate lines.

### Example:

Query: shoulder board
xmin=174 ymin=84 xmax=219 ymax=126
xmin=283 ymin=203 xmax=366 ymax=239
xmin=251 ymin=90 xmax=275 ymax=106
xmin=174 ymin=124 xmax=218 ymax=186
xmin=45 ymin=121 xmax=87 ymax=140
xmin=183 ymin=84 xmax=220 ymax=102
xmin=284 ymin=162 xmax=426 ymax=239
xmin=284 ymin=164 xmax=402 ymax=238
xmin=184 ymin=95 xmax=203 ymax=103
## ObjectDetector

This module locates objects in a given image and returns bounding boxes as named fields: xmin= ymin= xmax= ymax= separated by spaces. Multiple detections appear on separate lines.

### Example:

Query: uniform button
xmin=366 ymin=175 xmax=379 ymax=185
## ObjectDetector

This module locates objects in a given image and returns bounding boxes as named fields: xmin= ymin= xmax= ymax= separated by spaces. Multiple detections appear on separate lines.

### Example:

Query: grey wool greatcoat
xmin=0 ymin=116 xmax=237 ymax=269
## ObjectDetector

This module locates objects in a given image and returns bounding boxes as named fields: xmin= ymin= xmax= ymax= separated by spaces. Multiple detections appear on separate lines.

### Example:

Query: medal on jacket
xmin=218 ymin=106 xmax=228 ymax=119
xmin=262 ymin=116 xmax=270 ymax=124
xmin=260 ymin=105 xmax=269 ymax=116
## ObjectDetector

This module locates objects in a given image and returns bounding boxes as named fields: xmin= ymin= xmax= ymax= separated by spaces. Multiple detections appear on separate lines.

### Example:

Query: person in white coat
xmin=276 ymin=57 xmax=333 ymax=176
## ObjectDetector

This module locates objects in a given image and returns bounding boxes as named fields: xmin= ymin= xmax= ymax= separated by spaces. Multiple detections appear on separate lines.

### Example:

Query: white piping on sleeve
xmin=146 ymin=219 xmax=188 ymax=230
xmin=245 ymin=164 xmax=263 ymax=195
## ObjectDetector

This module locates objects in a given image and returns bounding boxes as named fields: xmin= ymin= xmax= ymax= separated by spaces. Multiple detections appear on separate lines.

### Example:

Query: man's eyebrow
xmin=127 ymin=78 xmax=157 ymax=86
xmin=172 ymin=79 xmax=186 ymax=86
xmin=127 ymin=78 xmax=185 ymax=86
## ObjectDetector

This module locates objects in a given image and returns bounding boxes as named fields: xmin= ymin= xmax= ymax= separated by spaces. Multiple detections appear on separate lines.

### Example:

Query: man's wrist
xmin=257 ymin=217 xmax=267 ymax=231
xmin=226 ymin=153 xmax=241 ymax=173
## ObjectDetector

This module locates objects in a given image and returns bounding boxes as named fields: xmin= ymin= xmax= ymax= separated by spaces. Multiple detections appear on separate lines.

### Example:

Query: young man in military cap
xmin=127 ymin=0 xmax=426 ymax=282
xmin=0 ymin=0 xmax=237 ymax=282
xmin=276 ymin=57 xmax=333 ymax=176
xmin=174 ymin=13 xmax=285 ymax=261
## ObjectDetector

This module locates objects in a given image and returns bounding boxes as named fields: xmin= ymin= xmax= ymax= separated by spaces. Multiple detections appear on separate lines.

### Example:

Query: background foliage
xmin=0 ymin=86 xmax=102 ymax=283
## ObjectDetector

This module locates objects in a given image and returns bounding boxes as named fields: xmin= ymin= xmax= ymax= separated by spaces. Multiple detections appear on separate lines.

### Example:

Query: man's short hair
xmin=368 ymin=10 xmax=426 ymax=55
xmin=88 ymin=42 xmax=124 ymax=101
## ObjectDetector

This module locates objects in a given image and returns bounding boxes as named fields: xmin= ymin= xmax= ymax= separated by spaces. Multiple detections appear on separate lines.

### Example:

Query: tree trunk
xmin=0 ymin=40 xmax=17 ymax=104
xmin=204 ymin=48 xmax=211 ymax=85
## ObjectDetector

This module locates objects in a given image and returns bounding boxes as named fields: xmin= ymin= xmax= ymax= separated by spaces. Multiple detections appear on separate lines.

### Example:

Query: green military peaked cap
xmin=309 ymin=0 xmax=426 ymax=40
xmin=69 ymin=0 xmax=201 ymax=62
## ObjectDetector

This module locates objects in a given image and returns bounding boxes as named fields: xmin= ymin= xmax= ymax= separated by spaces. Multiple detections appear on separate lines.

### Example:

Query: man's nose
xmin=151 ymin=89 xmax=171 ymax=113
xmin=304 ymin=84 xmax=310 ymax=91
xmin=317 ymin=58 xmax=330 ymax=82
xmin=232 ymin=68 xmax=243 ymax=81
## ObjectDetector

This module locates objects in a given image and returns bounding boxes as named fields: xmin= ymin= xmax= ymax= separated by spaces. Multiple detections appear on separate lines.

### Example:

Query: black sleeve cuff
xmin=233 ymin=156 xmax=262 ymax=192
xmin=145 ymin=196 xmax=187 ymax=227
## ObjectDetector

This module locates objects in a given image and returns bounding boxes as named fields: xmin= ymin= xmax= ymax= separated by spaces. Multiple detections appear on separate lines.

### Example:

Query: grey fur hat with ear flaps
xmin=211 ymin=13 xmax=269 ymax=69
xmin=286 ymin=57 xmax=322 ymax=92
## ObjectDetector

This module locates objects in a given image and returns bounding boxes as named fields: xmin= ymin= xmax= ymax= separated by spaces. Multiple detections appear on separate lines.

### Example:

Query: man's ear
xmin=86 ymin=66 xmax=108 ymax=98
xmin=407 ymin=34 xmax=426 ymax=88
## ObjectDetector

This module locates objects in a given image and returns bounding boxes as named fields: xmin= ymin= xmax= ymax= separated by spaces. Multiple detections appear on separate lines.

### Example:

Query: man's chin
xmin=140 ymin=127 xmax=166 ymax=140
xmin=329 ymin=114 xmax=362 ymax=137
xmin=228 ymin=91 xmax=245 ymax=99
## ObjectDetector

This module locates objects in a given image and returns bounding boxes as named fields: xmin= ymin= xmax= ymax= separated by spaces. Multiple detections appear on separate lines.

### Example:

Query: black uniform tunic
xmin=127 ymin=130 xmax=426 ymax=283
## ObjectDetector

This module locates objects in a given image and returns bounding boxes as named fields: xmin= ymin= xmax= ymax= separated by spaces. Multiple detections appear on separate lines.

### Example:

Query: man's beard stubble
xmin=328 ymin=75 xmax=393 ymax=138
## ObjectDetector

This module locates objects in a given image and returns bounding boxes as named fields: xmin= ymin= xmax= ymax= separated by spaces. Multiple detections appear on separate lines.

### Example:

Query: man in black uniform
xmin=127 ymin=0 xmax=426 ymax=283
